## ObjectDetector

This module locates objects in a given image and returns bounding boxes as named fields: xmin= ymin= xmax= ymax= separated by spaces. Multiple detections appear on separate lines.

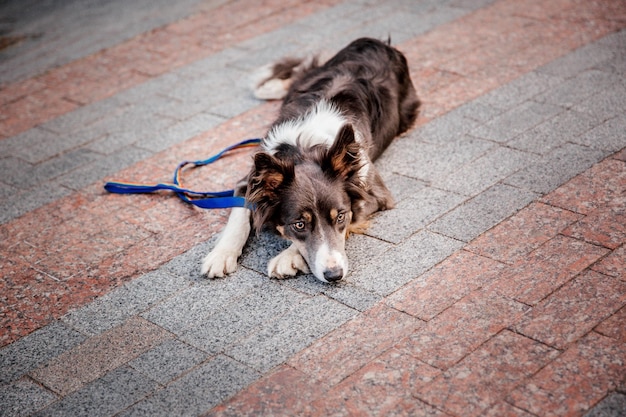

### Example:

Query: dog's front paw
xmin=201 ymin=249 xmax=239 ymax=278
xmin=268 ymin=246 xmax=309 ymax=279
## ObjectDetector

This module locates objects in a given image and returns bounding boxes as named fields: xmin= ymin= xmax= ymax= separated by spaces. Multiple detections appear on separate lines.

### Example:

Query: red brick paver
xmin=208 ymin=150 xmax=626 ymax=417
xmin=2 ymin=0 xmax=624 ymax=348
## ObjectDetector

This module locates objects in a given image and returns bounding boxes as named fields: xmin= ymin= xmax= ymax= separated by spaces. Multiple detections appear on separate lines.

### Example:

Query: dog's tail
xmin=251 ymin=54 xmax=322 ymax=100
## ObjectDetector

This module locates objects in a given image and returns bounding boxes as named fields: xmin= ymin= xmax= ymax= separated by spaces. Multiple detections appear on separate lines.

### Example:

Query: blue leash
xmin=104 ymin=138 xmax=261 ymax=209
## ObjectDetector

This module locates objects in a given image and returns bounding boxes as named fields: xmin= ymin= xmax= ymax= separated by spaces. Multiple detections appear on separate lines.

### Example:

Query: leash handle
xmin=104 ymin=138 xmax=261 ymax=209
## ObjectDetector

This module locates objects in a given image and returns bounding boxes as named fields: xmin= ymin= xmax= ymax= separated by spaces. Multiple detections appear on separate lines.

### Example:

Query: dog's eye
xmin=336 ymin=212 xmax=345 ymax=224
xmin=292 ymin=221 xmax=306 ymax=232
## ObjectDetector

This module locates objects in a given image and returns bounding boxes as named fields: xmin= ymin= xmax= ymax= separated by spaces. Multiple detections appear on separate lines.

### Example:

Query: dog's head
xmin=247 ymin=124 xmax=366 ymax=283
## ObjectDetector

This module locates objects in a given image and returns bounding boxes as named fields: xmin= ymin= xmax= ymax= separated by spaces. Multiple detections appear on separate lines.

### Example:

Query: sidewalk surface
xmin=1 ymin=0 xmax=625 ymax=416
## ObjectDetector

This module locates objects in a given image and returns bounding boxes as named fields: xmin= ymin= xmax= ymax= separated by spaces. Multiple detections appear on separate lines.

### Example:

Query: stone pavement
xmin=1 ymin=0 xmax=625 ymax=415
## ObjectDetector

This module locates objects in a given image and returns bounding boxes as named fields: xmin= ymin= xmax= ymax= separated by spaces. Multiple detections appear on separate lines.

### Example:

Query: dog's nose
xmin=324 ymin=267 xmax=344 ymax=282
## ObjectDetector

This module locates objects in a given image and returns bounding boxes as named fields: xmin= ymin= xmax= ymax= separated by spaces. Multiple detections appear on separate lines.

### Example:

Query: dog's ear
xmin=325 ymin=124 xmax=363 ymax=179
xmin=246 ymin=152 xmax=293 ymax=231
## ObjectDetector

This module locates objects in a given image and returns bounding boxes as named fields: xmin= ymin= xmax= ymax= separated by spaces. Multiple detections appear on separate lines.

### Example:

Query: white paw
xmin=268 ymin=247 xmax=309 ymax=279
xmin=201 ymin=248 xmax=239 ymax=278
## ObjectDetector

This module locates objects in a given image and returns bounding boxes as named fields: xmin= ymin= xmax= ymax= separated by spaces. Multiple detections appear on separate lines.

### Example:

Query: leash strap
xmin=104 ymin=138 xmax=261 ymax=209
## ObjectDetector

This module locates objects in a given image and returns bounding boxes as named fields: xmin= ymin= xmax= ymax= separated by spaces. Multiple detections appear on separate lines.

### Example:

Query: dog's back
xmin=254 ymin=38 xmax=420 ymax=161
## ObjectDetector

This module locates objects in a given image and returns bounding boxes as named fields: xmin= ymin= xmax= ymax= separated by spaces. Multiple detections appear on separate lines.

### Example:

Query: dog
xmin=201 ymin=37 xmax=420 ymax=283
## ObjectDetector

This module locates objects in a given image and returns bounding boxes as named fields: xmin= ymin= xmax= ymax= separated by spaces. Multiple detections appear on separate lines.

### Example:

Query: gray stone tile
xmin=505 ymin=143 xmax=610 ymax=194
xmin=365 ymin=187 xmax=466 ymax=243
xmin=134 ymin=115 xmax=223 ymax=154
xmin=0 ymin=179 xmax=73 ymax=225
xmin=4 ymin=128 xmax=63 ymax=164
xmin=508 ymin=109 xmax=603 ymax=155
xmin=411 ymin=112 xmax=481 ymax=144
xmin=571 ymin=83 xmax=626 ymax=121
xmin=141 ymin=268 xmax=264 ymax=334
xmin=62 ymin=270 xmax=189 ymax=336
xmin=470 ymin=100 xmax=563 ymax=143
xmin=350 ymin=230 xmax=464 ymax=295
xmin=377 ymin=134 xmax=495 ymax=184
xmin=380 ymin=173 xmax=427 ymax=204
xmin=239 ymin=231 xmax=291 ymax=277
xmin=0 ymin=321 xmax=85 ymax=384
xmin=537 ymin=42 xmax=616 ymax=79
xmin=41 ymin=96 xmax=131 ymax=136
xmin=57 ymin=146 xmax=153 ymax=191
xmin=433 ymin=146 xmax=536 ymax=196
xmin=128 ymin=340 xmax=208 ymax=385
xmin=584 ymin=392 xmax=626 ymax=417
xmin=573 ymin=115 xmax=626 ymax=152
xmin=0 ymin=377 xmax=57 ymax=417
xmin=428 ymin=184 xmax=538 ymax=242
xmin=229 ymin=296 xmax=357 ymax=373
xmin=472 ymin=71 xmax=565 ymax=111
xmin=83 ymin=132 xmax=140 ymax=155
xmin=533 ymin=69 xmax=621 ymax=109
xmin=179 ymin=282 xmax=309 ymax=354
xmin=162 ymin=236 xmax=218 ymax=282
xmin=119 ymin=355 xmax=259 ymax=417
xmin=33 ymin=366 xmax=159 ymax=417
xmin=446 ymin=100 xmax=504 ymax=124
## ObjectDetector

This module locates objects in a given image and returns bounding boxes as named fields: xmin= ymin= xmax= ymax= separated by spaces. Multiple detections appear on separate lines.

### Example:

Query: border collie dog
xmin=201 ymin=38 xmax=420 ymax=283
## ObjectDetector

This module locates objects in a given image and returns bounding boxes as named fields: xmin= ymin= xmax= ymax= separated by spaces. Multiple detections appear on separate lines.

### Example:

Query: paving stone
xmin=508 ymin=109 xmax=603 ymax=155
xmin=572 ymin=83 xmax=626 ymax=121
xmin=472 ymin=70 xmax=565 ymax=111
xmin=0 ymin=321 xmax=85 ymax=384
xmin=508 ymin=332 xmax=626 ymax=417
xmin=489 ymin=235 xmax=609 ymax=306
xmin=514 ymin=270 xmax=626 ymax=349
xmin=595 ymin=305 xmax=626 ymax=343
xmin=411 ymin=111 xmax=481 ymax=144
xmin=0 ymin=377 xmax=58 ymax=417
xmin=574 ymin=114 xmax=626 ymax=152
xmin=380 ymin=172 xmax=428 ymax=203
xmin=534 ymin=69 xmax=622 ymax=109
xmin=505 ymin=143 xmax=610 ymax=194
xmin=29 ymin=317 xmax=171 ymax=396
xmin=387 ymin=250 xmax=506 ymax=321
xmin=466 ymin=202 xmax=583 ymax=264
xmin=229 ymin=295 xmax=357 ymax=373
xmin=584 ymin=392 xmax=626 ymax=417
xmin=40 ymin=96 xmax=131 ymax=136
xmin=56 ymin=146 xmax=154 ymax=191
xmin=62 ymin=269 xmax=189 ymax=336
xmin=120 ymin=355 xmax=259 ymax=417
xmin=33 ymin=366 xmax=159 ymax=417
xmin=365 ymin=186 xmax=466 ymax=243
xmin=307 ymin=349 xmax=444 ymax=417
xmin=288 ymin=303 xmax=423 ymax=387
xmin=414 ymin=330 xmax=559 ymax=417
xmin=429 ymin=184 xmax=538 ymax=242
xmin=536 ymin=41 xmax=616 ymax=79
xmin=563 ymin=206 xmax=626 ymax=250
xmin=128 ymin=339 xmax=208 ymax=385
xmin=540 ymin=158 xmax=626 ymax=215
xmin=141 ymin=269 xmax=264 ymax=334
xmin=433 ymin=146 xmax=535 ymax=196
xmin=239 ymin=231 xmax=291 ymax=276
xmin=0 ymin=178 xmax=73 ymax=225
xmin=178 ymin=283 xmax=309 ymax=354
xmin=350 ymin=230 xmax=465 ymax=296
xmin=592 ymin=244 xmax=626 ymax=281
xmin=470 ymin=100 xmax=563 ymax=143
xmin=377 ymin=134 xmax=495 ymax=184
xmin=205 ymin=364 xmax=325 ymax=417
xmin=396 ymin=289 xmax=529 ymax=369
